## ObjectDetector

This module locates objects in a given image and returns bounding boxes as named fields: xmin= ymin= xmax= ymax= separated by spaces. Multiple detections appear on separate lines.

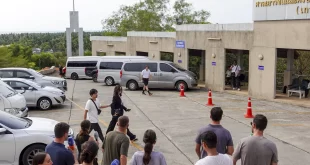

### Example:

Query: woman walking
xmin=106 ymin=85 xmax=137 ymax=141
xmin=130 ymin=129 xmax=167 ymax=165
xmin=74 ymin=120 xmax=98 ymax=164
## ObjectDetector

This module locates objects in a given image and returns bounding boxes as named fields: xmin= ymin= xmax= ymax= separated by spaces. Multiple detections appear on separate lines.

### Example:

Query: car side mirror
xmin=20 ymin=87 xmax=26 ymax=94
xmin=0 ymin=128 xmax=7 ymax=134
xmin=29 ymin=76 xmax=35 ymax=80
xmin=28 ymin=87 xmax=34 ymax=90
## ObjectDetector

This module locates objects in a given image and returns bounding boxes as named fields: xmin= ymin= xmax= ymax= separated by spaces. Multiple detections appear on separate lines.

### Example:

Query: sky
xmin=0 ymin=0 xmax=253 ymax=33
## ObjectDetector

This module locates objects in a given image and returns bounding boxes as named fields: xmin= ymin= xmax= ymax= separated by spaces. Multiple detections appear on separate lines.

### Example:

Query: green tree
xmin=102 ymin=0 xmax=210 ymax=35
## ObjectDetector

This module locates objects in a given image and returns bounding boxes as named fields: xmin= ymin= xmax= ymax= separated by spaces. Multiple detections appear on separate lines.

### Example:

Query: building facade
xmin=91 ymin=1 xmax=310 ymax=100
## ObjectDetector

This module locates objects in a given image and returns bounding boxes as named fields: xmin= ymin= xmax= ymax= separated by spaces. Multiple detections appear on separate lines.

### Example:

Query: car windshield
xmin=0 ymin=111 xmax=32 ymax=129
xmin=169 ymin=63 xmax=187 ymax=72
xmin=0 ymin=81 xmax=18 ymax=98
xmin=26 ymin=80 xmax=42 ymax=88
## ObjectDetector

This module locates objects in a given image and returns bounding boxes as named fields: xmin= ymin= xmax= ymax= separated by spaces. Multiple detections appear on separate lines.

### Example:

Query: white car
xmin=0 ymin=111 xmax=74 ymax=165
xmin=1 ymin=78 xmax=66 ymax=110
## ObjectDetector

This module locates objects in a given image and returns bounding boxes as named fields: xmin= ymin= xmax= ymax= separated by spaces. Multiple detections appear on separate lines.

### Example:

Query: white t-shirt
xmin=85 ymin=98 xmax=101 ymax=123
xmin=195 ymin=154 xmax=233 ymax=165
xmin=141 ymin=69 xmax=151 ymax=78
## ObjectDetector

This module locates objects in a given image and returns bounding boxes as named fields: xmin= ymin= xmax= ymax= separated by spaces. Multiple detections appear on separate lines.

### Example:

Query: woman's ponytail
xmin=143 ymin=142 xmax=153 ymax=165
xmin=142 ymin=129 xmax=157 ymax=165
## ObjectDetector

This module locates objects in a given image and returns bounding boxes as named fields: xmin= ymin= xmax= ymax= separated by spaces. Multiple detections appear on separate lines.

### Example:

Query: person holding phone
xmin=106 ymin=85 xmax=137 ymax=141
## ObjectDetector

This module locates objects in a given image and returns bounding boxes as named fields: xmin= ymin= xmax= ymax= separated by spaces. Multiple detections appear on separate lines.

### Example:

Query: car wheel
xmin=92 ymin=74 xmax=98 ymax=82
xmin=105 ymin=77 xmax=114 ymax=86
xmin=128 ymin=80 xmax=138 ymax=91
xmin=71 ymin=73 xmax=78 ymax=80
xmin=176 ymin=81 xmax=188 ymax=91
xmin=22 ymin=144 xmax=46 ymax=165
xmin=38 ymin=97 xmax=52 ymax=110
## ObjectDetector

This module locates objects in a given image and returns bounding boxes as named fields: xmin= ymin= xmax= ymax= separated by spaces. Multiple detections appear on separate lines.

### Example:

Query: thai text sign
xmin=254 ymin=0 xmax=310 ymax=21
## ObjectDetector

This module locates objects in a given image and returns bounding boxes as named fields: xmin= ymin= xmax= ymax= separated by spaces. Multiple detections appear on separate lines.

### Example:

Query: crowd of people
xmin=31 ymin=67 xmax=278 ymax=165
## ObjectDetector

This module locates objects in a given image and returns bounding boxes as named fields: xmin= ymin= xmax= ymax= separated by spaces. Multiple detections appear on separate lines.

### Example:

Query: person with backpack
xmin=84 ymin=89 xmax=110 ymax=143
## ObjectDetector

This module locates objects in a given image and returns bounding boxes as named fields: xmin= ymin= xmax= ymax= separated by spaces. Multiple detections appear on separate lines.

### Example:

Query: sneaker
xmin=149 ymin=92 xmax=153 ymax=96
xmin=233 ymin=88 xmax=236 ymax=90
xmin=142 ymin=91 xmax=146 ymax=95
xmin=238 ymin=88 xmax=241 ymax=91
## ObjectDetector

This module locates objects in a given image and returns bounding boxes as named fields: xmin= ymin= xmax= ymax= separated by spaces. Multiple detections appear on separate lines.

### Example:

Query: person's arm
xmin=194 ymin=131 xmax=202 ymax=159
xmin=120 ymin=139 xmax=130 ymax=165
xmin=84 ymin=100 xmax=91 ymax=120
xmin=232 ymin=141 xmax=242 ymax=165
xmin=160 ymin=153 xmax=167 ymax=165
xmin=195 ymin=143 xmax=201 ymax=159
xmin=271 ymin=144 xmax=278 ymax=165
xmin=226 ymin=132 xmax=234 ymax=155
xmin=100 ymin=104 xmax=110 ymax=108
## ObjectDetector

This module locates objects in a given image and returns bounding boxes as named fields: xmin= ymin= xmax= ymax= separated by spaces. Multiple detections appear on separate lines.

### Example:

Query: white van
xmin=65 ymin=56 xmax=102 ymax=80
xmin=96 ymin=56 xmax=150 ymax=86
xmin=0 ymin=80 xmax=28 ymax=117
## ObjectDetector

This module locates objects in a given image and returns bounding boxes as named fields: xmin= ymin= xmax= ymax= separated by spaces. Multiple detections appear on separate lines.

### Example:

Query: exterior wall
xmin=90 ymin=36 xmax=127 ymax=56
xmin=250 ymin=20 xmax=310 ymax=99
xmin=127 ymin=32 xmax=176 ymax=60
xmin=176 ymin=23 xmax=254 ymax=91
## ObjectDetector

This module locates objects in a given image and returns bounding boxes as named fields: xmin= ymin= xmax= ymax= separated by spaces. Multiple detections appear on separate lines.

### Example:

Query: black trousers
xmin=232 ymin=76 xmax=240 ymax=88
xmin=90 ymin=123 xmax=104 ymax=142
xmin=106 ymin=115 xmax=136 ymax=140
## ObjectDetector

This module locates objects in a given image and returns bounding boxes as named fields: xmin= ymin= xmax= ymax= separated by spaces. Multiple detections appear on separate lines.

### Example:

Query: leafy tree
xmin=102 ymin=0 xmax=210 ymax=35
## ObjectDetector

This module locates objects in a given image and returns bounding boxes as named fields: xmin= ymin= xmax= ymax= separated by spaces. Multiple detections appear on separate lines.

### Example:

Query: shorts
xmin=143 ymin=78 xmax=149 ymax=86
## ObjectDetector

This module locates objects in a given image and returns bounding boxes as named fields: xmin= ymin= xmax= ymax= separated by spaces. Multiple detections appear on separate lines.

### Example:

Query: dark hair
xmin=80 ymin=141 xmax=99 ymax=164
xmin=77 ymin=120 xmax=91 ymax=141
xmin=113 ymin=85 xmax=122 ymax=97
xmin=210 ymin=107 xmax=223 ymax=122
xmin=143 ymin=129 xmax=157 ymax=165
xmin=118 ymin=116 xmax=129 ymax=128
xmin=89 ymin=89 xmax=98 ymax=96
xmin=32 ymin=152 xmax=47 ymax=165
xmin=201 ymin=131 xmax=217 ymax=149
xmin=54 ymin=122 xmax=70 ymax=138
xmin=253 ymin=114 xmax=268 ymax=131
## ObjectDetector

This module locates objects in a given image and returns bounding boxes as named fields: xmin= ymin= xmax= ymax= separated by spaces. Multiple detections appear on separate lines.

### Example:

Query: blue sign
xmin=258 ymin=65 xmax=264 ymax=70
xmin=176 ymin=40 xmax=185 ymax=48
xmin=178 ymin=60 xmax=182 ymax=63
xmin=212 ymin=62 xmax=216 ymax=66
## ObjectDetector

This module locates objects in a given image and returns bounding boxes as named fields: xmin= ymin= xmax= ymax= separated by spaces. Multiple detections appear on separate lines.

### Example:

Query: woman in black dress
xmin=106 ymin=85 xmax=137 ymax=141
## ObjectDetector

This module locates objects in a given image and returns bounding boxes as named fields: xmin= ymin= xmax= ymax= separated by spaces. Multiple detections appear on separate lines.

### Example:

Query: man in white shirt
xmin=84 ymin=88 xmax=110 ymax=143
xmin=195 ymin=131 xmax=233 ymax=165
xmin=230 ymin=61 xmax=241 ymax=91
xmin=141 ymin=65 xmax=152 ymax=96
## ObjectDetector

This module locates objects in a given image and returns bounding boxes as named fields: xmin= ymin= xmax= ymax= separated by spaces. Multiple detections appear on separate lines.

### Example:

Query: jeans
xmin=90 ymin=123 xmax=105 ymax=142
xmin=106 ymin=115 xmax=136 ymax=140
xmin=232 ymin=76 xmax=240 ymax=88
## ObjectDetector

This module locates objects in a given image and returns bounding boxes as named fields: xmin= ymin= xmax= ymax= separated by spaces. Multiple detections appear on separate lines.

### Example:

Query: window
xmin=16 ymin=71 xmax=31 ymax=78
xmin=170 ymin=63 xmax=186 ymax=72
xmin=67 ymin=61 xmax=97 ymax=67
xmin=0 ymin=71 xmax=14 ymax=78
xmin=0 ymin=111 xmax=32 ymax=129
xmin=100 ymin=62 xmax=123 ymax=70
xmin=124 ymin=63 xmax=157 ymax=72
xmin=10 ymin=81 xmax=30 ymax=90
xmin=160 ymin=63 xmax=174 ymax=72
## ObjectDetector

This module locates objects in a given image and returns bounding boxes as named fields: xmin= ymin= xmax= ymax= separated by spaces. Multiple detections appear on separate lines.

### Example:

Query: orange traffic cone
xmin=206 ymin=90 xmax=214 ymax=106
xmin=180 ymin=84 xmax=185 ymax=97
xmin=244 ymin=97 xmax=254 ymax=118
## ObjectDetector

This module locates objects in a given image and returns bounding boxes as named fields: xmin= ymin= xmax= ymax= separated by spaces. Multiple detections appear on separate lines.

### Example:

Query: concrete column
xmin=78 ymin=28 xmax=84 ymax=56
xmin=66 ymin=28 xmax=72 ymax=57
xmin=284 ymin=49 xmax=294 ymax=86
xmin=199 ymin=51 xmax=205 ymax=81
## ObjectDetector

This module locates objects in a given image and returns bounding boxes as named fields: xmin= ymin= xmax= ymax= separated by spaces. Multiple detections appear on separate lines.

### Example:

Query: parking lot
xmin=28 ymin=78 xmax=310 ymax=165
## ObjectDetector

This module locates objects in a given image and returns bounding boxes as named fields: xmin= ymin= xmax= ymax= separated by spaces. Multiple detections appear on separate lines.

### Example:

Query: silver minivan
xmin=96 ymin=56 xmax=150 ymax=86
xmin=120 ymin=60 xmax=198 ymax=91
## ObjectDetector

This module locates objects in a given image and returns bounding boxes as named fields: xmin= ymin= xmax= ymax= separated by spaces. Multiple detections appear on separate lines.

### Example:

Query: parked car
xmin=0 ymin=80 xmax=28 ymax=117
xmin=0 ymin=68 xmax=67 ymax=91
xmin=120 ymin=60 xmax=198 ymax=91
xmin=2 ymin=78 xmax=66 ymax=110
xmin=0 ymin=110 xmax=74 ymax=165
xmin=96 ymin=56 xmax=150 ymax=86
xmin=65 ymin=56 xmax=101 ymax=80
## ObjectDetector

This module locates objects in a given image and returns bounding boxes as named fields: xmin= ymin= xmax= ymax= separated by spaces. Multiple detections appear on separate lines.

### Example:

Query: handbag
xmin=90 ymin=99 xmax=102 ymax=115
